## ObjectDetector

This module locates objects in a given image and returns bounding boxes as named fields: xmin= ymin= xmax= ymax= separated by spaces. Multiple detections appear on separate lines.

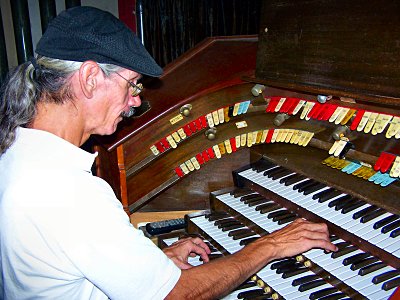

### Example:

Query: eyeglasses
xmin=115 ymin=72 xmax=143 ymax=97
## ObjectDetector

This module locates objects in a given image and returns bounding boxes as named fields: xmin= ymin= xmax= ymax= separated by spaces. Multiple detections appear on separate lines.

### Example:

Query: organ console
xmin=93 ymin=0 xmax=400 ymax=298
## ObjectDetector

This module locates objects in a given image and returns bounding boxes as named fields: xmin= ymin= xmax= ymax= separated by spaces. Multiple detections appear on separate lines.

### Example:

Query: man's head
xmin=0 ymin=6 xmax=162 ymax=154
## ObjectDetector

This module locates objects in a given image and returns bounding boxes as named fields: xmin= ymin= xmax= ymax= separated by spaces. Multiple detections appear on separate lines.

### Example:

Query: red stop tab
xmin=183 ymin=124 xmax=192 ymax=136
xmin=350 ymin=110 xmax=365 ymax=131
xmin=207 ymin=147 xmax=215 ymax=159
xmin=196 ymin=153 xmax=204 ymax=165
xmin=160 ymin=137 xmax=170 ymax=150
xmin=200 ymin=115 xmax=207 ymax=128
xmin=266 ymin=129 xmax=274 ymax=143
xmin=175 ymin=166 xmax=184 ymax=177
xmin=230 ymin=137 xmax=237 ymax=152
xmin=202 ymin=150 xmax=210 ymax=162
xmin=155 ymin=141 xmax=165 ymax=153
xmin=266 ymin=97 xmax=280 ymax=112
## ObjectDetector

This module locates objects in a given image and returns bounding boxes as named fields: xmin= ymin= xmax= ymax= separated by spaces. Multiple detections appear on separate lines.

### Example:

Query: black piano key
xmin=278 ymin=214 xmax=297 ymax=225
xmin=353 ymin=205 xmax=379 ymax=220
xmin=221 ymin=223 xmax=243 ymax=232
xmin=267 ymin=209 xmax=289 ymax=219
xmin=372 ymin=269 xmax=400 ymax=284
xmin=381 ymin=219 xmax=400 ymax=234
xmin=237 ymin=288 xmax=265 ymax=299
xmin=373 ymin=214 xmax=399 ymax=229
xmin=215 ymin=219 xmax=240 ymax=227
xmin=237 ymin=281 xmax=257 ymax=290
xmin=313 ymin=188 xmax=342 ymax=202
xmin=273 ymin=213 xmax=297 ymax=223
xmin=390 ymin=227 xmax=400 ymax=238
xmin=259 ymin=204 xmax=282 ymax=214
xmin=353 ymin=205 xmax=379 ymax=219
xmin=330 ymin=235 xmax=340 ymax=243
xmin=358 ymin=261 xmax=387 ymax=276
xmin=215 ymin=218 xmax=237 ymax=226
xmin=341 ymin=200 xmax=366 ymax=214
xmin=318 ymin=292 xmax=351 ymax=300
xmin=243 ymin=196 xmax=266 ymax=205
xmin=231 ymin=230 xmax=256 ymax=241
xmin=303 ymin=182 xmax=327 ymax=195
xmin=239 ymin=236 xmax=260 ymax=246
xmin=263 ymin=166 xmax=286 ymax=177
xmin=282 ymin=266 xmax=309 ymax=278
xmin=335 ymin=197 xmax=357 ymax=211
xmin=240 ymin=193 xmax=262 ymax=202
xmin=298 ymin=279 xmax=327 ymax=292
xmin=255 ymin=202 xmax=277 ymax=211
xmin=294 ymin=179 xmax=316 ymax=191
xmin=382 ymin=276 xmax=400 ymax=291
xmin=231 ymin=188 xmax=253 ymax=197
xmin=263 ymin=166 xmax=283 ymax=177
xmin=243 ymin=295 xmax=273 ymax=300
xmin=270 ymin=258 xmax=296 ymax=270
xmin=292 ymin=274 xmax=320 ymax=286
xmin=350 ymin=256 xmax=380 ymax=271
xmin=312 ymin=187 xmax=335 ymax=200
xmin=298 ymin=181 xmax=320 ymax=193
xmin=309 ymin=287 xmax=339 ymax=300
xmin=328 ymin=194 xmax=352 ymax=208
xmin=228 ymin=228 xmax=252 ymax=237
xmin=247 ymin=198 xmax=271 ymax=207
xmin=271 ymin=169 xmax=293 ymax=180
xmin=343 ymin=252 xmax=371 ymax=266
xmin=331 ymin=245 xmax=358 ymax=258
xmin=282 ymin=174 xmax=307 ymax=186
xmin=360 ymin=208 xmax=386 ymax=223
xmin=277 ymin=262 xmax=303 ymax=274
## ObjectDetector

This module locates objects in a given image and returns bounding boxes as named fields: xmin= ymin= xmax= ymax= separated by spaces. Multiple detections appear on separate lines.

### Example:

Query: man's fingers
xmin=191 ymin=237 xmax=212 ymax=254
xmin=190 ymin=243 xmax=210 ymax=263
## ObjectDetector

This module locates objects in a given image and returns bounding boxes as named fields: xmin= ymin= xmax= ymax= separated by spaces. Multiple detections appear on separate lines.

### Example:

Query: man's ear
xmin=79 ymin=61 xmax=101 ymax=99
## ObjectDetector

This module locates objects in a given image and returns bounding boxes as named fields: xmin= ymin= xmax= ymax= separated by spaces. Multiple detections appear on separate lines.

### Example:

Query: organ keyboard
xmin=179 ymin=158 xmax=400 ymax=299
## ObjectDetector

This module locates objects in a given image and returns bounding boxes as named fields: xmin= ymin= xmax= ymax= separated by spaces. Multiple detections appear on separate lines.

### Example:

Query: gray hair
xmin=0 ymin=55 xmax=121 ymax=156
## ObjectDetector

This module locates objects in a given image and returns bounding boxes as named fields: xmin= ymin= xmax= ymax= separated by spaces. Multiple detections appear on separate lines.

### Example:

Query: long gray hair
xmin=0 ymin=55 xmax=120 ymax=156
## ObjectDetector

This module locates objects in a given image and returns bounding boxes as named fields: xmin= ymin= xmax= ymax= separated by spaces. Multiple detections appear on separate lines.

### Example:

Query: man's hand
xmin=163 ymin=237 xmax=211 ymax=269
xmin=261 ymin=218 xmax=338 ymax=260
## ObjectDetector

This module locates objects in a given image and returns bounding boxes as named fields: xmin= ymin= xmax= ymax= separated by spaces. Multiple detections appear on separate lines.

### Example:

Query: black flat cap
xmin=36 ymin=6 xmax=163 ymax=77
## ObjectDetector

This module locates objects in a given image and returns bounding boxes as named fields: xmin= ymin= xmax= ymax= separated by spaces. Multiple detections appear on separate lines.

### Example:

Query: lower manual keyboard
xmin=188 ymin=189 xmax=399 ymax=299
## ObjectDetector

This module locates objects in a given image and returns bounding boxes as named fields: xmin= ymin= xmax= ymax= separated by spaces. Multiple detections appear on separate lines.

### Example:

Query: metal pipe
xmin=39 ymin=0 xmax=57 ymax=34
xmin=0 ymin=5 xmax=9 ymax=85
xmin=65 ymin=0 xmax=81 ymax=9
xmin=136 ymin=0 xmax=145 ymax=45
xmin=10 ymin=0 xmax=34 ymax=64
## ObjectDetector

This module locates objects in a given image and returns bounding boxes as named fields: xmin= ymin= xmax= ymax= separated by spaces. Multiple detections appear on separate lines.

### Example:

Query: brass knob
xmin=251 ymin=84 xmax=266 ymax=96
xmin=180 ymin=104 xmax=192 ymax=117
xmin=205 ymin=128 xmax=217 ymax=140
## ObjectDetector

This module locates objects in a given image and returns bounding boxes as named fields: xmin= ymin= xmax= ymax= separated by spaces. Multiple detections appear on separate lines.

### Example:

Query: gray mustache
xmin=121 ymin=106 xmax=136 ymax=118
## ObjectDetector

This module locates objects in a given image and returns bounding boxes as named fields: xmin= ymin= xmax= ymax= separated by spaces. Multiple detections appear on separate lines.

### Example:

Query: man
xmin=0 ymin=6 xmax=336 ymax=300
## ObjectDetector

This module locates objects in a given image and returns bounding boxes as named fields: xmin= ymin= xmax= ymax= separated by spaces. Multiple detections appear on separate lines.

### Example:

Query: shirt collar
xmin=17 ymin=127 xmax=98 ymax=173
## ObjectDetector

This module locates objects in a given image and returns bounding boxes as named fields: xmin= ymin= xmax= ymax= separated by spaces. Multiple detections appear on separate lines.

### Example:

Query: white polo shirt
xmin=0 ymin=127 xmax=180 ymax=299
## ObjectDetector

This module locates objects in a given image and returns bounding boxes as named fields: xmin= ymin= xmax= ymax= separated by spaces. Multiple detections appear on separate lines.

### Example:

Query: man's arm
xmin=165 ymin=218 xmax=337 ymax=299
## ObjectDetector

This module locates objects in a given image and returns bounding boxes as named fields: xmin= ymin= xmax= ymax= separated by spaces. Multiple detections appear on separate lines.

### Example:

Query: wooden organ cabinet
xmin=93 ymin=0 xmax=400 ymax=299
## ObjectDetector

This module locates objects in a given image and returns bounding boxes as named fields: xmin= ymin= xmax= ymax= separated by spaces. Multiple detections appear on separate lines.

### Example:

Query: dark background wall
xmin=0 ymin=0 xmax=261 ymax=85
xmin=137 ymin=0 xmax=262 ymax=68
